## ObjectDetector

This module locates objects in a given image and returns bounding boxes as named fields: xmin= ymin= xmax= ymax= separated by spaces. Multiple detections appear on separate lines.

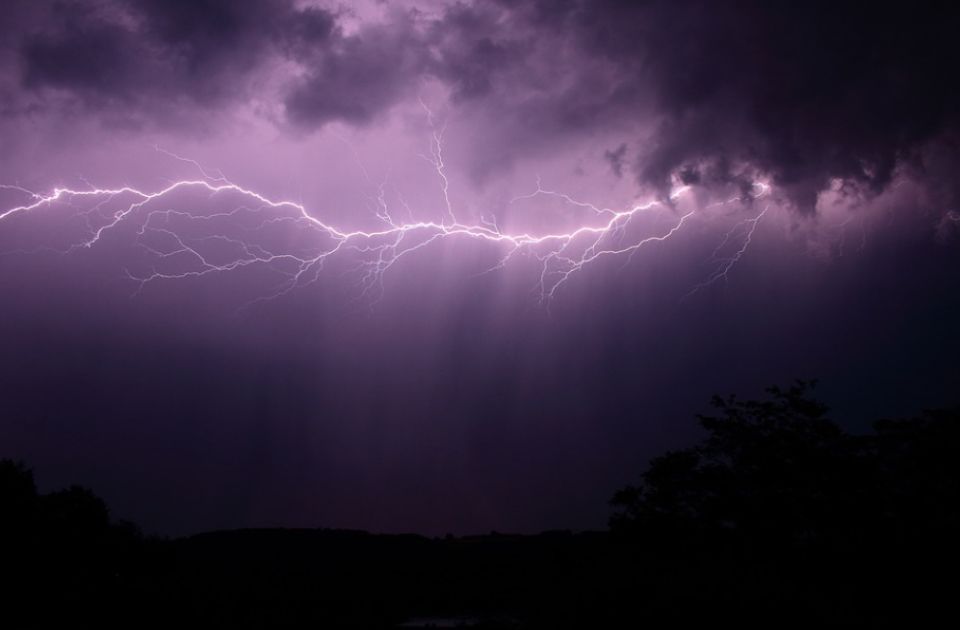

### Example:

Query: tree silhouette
xmin=610 ymin=380 xmax=960 ymax=625
xmin=0 ymin=459 xmax=147 ymax=628
xmin=612 ymin=381 xmax=864 ymax=541
xmin=0 ymin=459 xmax=37 ymax=537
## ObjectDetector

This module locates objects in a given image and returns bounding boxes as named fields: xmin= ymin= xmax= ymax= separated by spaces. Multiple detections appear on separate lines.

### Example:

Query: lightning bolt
xmin=0 ymin=118 xmax=771 ymax=309
xmin=682 ymin=204 xmax=769 ymax=299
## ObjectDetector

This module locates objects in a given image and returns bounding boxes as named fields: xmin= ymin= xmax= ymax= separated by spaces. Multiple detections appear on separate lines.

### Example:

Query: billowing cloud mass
xmin=2 ymin=1 xmax=959 ymax=537
xmin=3 ymin=0 xmax=958 ymax=207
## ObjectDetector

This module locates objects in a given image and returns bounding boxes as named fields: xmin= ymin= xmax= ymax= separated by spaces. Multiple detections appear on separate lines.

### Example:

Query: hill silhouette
xmin=2 ymin=381 xmax=958 ymax=627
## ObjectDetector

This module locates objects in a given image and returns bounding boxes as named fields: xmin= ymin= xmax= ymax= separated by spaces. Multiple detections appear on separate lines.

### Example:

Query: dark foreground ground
xmin=2 ymin=523 xmax=957 ymax=629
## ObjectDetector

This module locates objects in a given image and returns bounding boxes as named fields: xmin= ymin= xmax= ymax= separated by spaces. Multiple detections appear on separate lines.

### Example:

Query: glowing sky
xmin=1 ymin=0 xmax=959 ymax=535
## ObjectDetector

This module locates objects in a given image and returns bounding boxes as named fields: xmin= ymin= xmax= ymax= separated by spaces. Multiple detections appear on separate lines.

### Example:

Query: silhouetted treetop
xmin=611 ymin=380 xmax=960 ymax=549
xmin=0 ymin=459 xmax=38 ymax=535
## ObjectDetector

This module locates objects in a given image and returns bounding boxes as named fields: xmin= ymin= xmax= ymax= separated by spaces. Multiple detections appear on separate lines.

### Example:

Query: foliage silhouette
xmin=610 ymin=380 xmax=960 ymax=625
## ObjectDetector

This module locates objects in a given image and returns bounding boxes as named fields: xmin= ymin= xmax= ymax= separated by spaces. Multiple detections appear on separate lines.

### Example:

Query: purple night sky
xmin=1 ymin=0 xmax=959 ymax=536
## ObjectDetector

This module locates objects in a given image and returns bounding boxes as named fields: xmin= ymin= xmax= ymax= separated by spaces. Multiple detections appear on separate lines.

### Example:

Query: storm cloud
xmin=5 ymin=0 xmax=957 ymax=207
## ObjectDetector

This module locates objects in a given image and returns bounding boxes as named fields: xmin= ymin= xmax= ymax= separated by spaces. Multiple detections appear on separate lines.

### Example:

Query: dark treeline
xmin=1 ymin=381 xmax=958 ymax=628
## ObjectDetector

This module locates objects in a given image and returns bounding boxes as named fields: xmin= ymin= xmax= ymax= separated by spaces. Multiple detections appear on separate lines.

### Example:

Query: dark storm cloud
xmin=283 ymin=10 xmax=424 ymax=126
xmin=424 ymin=3 xmax=527 ymax=101
xmin=10 ymin=1 xmax=439 ymax=128
xmin=520 ymin=0 xmax=960 ymax=207
xmin=5 ymin=1 xmax=960 ymax=206
xmin=416 ymin=0 xmax=960 ymax=207
xmin=604 ymin=144 xmax=628 ymax=178
xmin=12 ymin=0 xmax=337 ymax=123
xmin=8 ymin=1 xmax=517 ymax=128
xmin=21 ymin=6 xmax=144 ymax=96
